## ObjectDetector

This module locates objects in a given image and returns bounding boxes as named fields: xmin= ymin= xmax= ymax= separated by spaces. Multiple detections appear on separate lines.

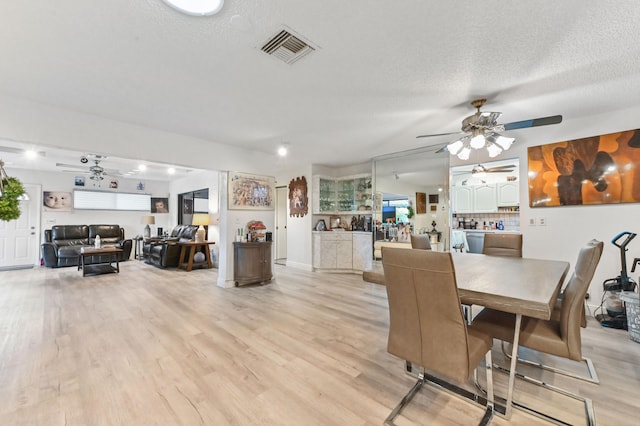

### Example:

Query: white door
xmin=0 ymin=183 xmax=41 ymax=269
xmin=275 ymin=186 xmax=287 ymax=264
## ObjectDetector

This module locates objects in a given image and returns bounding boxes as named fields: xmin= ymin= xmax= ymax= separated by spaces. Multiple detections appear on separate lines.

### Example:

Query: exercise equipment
xmin=596 ymin=232 xmax=637 ymax=329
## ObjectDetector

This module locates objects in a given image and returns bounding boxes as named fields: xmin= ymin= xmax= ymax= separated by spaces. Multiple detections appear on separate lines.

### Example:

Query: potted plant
xmin=0 ymin=160 xmax=27 ymax=222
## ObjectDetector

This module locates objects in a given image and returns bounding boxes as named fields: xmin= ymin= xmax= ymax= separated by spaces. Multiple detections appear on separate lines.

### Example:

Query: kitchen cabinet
xmin=312 ymin=174 xmax=372 ymax=214
xmin=452 ymin=184 xmax=497 ymax=213
xmin=312 ymin=231 xmax=372 ymax=272
xmin=497 ymin=182 xmax=519 ymax=206
xmin=474 ymin=184 xmax=497 ymax=213
xmin=233 ymin=242 xmax=272 ymax=286
xmin=452 ymin=186 xmax=474 ymax=213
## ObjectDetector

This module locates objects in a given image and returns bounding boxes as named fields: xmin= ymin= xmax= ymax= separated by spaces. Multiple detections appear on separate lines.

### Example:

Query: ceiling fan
xmin=452 ymin=164 xmax=515 ymax=176
xmin=57 ymin=154 xmax=120 ymax=183
xmin=416 ymin=98 xmax=562 ymax=159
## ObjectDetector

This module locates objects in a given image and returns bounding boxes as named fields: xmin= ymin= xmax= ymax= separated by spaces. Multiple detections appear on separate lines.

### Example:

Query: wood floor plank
xmin=1 ymin=261 xmax=640 ymax=425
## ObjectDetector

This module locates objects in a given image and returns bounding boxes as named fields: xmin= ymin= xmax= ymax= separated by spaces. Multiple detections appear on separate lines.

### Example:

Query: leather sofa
xmin=41 ymin=225 xmax=133 ymax=267
xmin=143 ymin=224 xmax=198 ymax=268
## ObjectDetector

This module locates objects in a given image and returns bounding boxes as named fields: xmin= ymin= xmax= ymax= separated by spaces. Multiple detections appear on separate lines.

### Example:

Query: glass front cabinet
xmin=312 ymin=174 xmax=372 ymax=214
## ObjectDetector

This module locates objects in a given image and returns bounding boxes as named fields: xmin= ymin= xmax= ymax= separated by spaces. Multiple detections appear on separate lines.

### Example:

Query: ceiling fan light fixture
xmin=446 ymin=140 xmax=464 ymax=155
xmin=487 ymin=143 xmax=503 ymax=158
xmin=495 ymin=135 xmax=514 ymax=150
xmin=458 ymin=147 xmax=471 ymax=160
xmin=469 ymin=131 xmax=486 ymax=149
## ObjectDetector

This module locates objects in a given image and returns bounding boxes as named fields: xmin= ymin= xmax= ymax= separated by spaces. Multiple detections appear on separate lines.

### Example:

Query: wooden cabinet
xmin=497 ymin=182 xmax=519 ymax=206
xmin=233 ymin=242 xmax=272 ymax=286
xmin=312 ymin=231 xmax=372 ymax=272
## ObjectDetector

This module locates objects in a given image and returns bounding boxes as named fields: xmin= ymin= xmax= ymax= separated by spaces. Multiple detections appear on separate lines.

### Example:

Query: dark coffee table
xmin=78 ymin=247 xmax=123 ymax=277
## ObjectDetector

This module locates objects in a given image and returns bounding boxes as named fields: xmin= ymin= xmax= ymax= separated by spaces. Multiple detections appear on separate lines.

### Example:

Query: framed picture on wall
xmin=43 ymin=191 xmax=72 ymax=211
xmin=74 ymin=176 xmax=85 ymax=187
xmin=228 ymin=171 xmax=275 ymax=210
xmin=416 ymin=192 xmax=427 ymax=214
xmin=151 ymin=197 xmax=169 ymax=213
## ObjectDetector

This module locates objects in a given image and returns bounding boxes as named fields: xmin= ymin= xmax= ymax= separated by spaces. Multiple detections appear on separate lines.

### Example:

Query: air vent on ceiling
xmin=261 ymin=28 xmax=315 ymax=64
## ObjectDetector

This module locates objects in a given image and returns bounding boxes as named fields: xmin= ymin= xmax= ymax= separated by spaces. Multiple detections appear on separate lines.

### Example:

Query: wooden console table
xmin=178 ymin=241 xmax=215 ymax=271
xmin=78 ymin=247 xmax=123 ymax=277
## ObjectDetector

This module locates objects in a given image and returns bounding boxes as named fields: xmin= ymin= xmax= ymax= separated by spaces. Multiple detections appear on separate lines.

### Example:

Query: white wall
xmin=6 ymin=167 xmax=170 ymax=249
xmin=275 ymin=165 xmax=314 ymax=271
xmin=451 ymin=106 xmax=640 ymax=306
xmin=0 ymin=93 xmax=280 ymax=175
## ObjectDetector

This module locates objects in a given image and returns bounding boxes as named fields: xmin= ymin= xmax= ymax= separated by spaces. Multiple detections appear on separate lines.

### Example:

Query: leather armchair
xmin=382 ymin=247 xmax=495 ymax=424
xmin=144 ymin=225 xmax=198 ymax=268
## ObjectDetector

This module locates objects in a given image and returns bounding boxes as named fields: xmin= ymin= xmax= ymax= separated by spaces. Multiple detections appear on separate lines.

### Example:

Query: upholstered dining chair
xmin=410 ymin=234 xmax=432 ymax=250
xmin=472 ymin=239 xmax=603 ymax=425
xmin=382 ymin=247 xmax=494 ymax=425
xmin=482 ymin=233 xmax=523 ymax=257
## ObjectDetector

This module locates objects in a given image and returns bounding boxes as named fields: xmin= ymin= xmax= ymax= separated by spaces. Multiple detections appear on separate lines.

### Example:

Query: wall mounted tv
xmin=73 ymin=190 xmax=151 ymax=211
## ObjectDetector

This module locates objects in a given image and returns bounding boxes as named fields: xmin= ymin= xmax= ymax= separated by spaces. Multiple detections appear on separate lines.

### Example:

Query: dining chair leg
xmin=500 ymin=341 xmax=600 ymax=384
xmin=385 ymin=367 xmax=425 ymax=426
xmin=492 ymin=363 xmax=596 ymax=426
xmin=482 ymin=350 xmax=495 ymax=424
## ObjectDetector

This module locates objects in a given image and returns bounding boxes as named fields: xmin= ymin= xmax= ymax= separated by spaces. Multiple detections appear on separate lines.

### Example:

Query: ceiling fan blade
xmin=435 ymin=144 xmax=450 ymax=153
xmin=502 ymin=115 xmax=562 ymax=131
xmin=486 ymin=169 xmax=514 ymax=173
xmin=416 ymin=131 xmax=464 ymax=139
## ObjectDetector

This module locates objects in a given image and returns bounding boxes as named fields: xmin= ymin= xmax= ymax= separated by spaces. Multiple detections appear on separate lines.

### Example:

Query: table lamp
xmin=192 ymin=213 xmax=210 ymax=243
xmin=141 ymin=215 xmax=155 ymax=238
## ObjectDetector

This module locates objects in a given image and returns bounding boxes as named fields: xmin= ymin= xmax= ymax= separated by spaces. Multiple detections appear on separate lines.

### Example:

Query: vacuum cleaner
xmin=595 ymin=231 xmax=638 ymax=329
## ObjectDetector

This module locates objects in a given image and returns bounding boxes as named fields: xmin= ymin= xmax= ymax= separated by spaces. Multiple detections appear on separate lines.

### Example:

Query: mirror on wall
xmin=373 ymin=146 xmax=450 ymax=251
xmin=450 ymin=158 xmax=521 ymax=233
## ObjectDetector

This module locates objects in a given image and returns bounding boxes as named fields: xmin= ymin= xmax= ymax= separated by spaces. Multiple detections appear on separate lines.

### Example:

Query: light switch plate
xmin=528 ymin=218 xmax=536 ymax=226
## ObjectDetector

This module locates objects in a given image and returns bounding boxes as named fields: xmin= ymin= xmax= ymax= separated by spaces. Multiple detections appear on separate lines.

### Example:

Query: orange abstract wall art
xmin=528 ymin=129 xmax=640 ymax=207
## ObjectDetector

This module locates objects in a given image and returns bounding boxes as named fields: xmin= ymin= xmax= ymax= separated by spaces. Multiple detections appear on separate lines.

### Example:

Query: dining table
xmin=365 ymin=251 xmax=570 ymax=419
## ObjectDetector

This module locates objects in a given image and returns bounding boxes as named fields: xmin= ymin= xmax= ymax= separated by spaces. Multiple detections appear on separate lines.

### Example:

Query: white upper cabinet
xmin=452 ymin=186 xmax=474 ymax=213
xmin=473 ymin=184 xmax=498 ymax=213
xmin=496 ymin=182 xmax=519 ymax=206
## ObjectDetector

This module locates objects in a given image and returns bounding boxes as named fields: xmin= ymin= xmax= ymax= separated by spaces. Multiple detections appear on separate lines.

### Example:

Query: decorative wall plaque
xmin=288 ymin=176 xmax=308 ymax=217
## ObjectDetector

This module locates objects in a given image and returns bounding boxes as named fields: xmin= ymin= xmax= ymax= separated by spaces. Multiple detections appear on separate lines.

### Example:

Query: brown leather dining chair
xmin=472 ymin=239 xmax=603 ymax=425
xmin=410 ymin=233 xmax=432 ymax=250
xmin=382 ymin=247 xmax=494 ymax=425
xmin=482 ymin=233 xmax=522 ymax=257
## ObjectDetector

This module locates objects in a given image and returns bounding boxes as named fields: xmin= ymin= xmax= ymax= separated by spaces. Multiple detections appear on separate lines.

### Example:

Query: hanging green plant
xmin=0 ymin=177 xmax=26 ymax=222
xmin=407 ymin=205 xmax=415 ymax=219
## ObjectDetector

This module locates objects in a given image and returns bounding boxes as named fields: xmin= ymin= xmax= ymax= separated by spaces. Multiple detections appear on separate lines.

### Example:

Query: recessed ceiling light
xmin=278 ymin=146 xmax=288 ymax=157
xmin=138 ymin=164 xmax=147 ymax=171
xmin=161 ymin=0 xmax=224 ymax=16
xmin=25 ymin=149 xmax=38 ymax=159
xmin=167 ymin=167 xmax=176 ymax=175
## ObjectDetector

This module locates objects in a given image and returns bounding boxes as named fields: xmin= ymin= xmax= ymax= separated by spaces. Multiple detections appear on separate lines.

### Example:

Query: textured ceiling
xmin=1 ymin=1 xmax=639 ymax=169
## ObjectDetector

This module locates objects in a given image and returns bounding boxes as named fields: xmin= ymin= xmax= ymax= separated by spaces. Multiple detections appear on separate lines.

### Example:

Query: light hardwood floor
xmin=1 ymin=261 xmax=639 ymax=425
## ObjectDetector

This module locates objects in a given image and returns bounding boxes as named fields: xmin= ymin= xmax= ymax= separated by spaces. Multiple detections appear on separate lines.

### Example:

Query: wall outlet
xmin=528 ymin=218 xmax=536 ymax=226
xmin=538 ymin=217 xmax=547 ymax=226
